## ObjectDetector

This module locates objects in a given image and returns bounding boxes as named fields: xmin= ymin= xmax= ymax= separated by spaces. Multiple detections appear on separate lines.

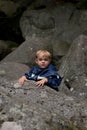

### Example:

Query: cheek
xmin=46 ymin=61 xmax=50 ymax=65
xmin=37 ymin=61 xmax=41 ymax=65
xmin=35 ymin=60 xmax=39 ymax=64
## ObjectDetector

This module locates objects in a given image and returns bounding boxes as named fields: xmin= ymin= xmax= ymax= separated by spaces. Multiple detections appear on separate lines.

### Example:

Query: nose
xmin=42 ymin=60 xmax=45 ymax=62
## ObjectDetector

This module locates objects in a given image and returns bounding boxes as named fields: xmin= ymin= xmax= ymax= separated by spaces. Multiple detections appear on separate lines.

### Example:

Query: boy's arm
xmin=46 ymin=75 xmax=62 ymax=91
xmin=24 ymin=67 xmax=38 ymax=80
xmin=18 ymin=76 xmax=27 ymax=85
xmin=18 ymin=67 xmax=36 ymax=85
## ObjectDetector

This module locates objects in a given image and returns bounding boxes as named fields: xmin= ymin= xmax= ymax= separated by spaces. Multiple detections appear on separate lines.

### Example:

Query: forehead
xmin=37 ymin=55 xmax=49 ymax=59
xmin=37 ymin=52 xmax=49 ymax=57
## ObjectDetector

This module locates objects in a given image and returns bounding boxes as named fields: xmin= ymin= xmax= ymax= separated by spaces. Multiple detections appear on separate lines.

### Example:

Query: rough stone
xmin=59 ymin=35 xmax=87 ymax=100
xmin=1 ymin=121 xmax=22 ymax=130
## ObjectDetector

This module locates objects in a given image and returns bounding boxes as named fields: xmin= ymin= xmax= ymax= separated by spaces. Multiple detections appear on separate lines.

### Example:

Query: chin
xmin=39 ymin=65 xmax=45 ymax=68
xmin=41 ymin=67 xmax=46 ymax=69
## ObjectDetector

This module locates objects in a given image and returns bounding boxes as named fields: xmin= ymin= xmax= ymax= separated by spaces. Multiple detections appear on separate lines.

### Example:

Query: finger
xmin=36 ymin=82 xmax=42 ymax=87
xmin=19 ymin=80 xmax=24 ymax=85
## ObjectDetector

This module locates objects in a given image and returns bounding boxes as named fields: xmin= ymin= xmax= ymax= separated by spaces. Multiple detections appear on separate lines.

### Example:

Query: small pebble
xmin=70 ymin=87 xmax=74 ymax=92
xmin=13 ymin=83 xmax=22 ymax=88
xmin=1 ymin=121 xmax=22 ymax=130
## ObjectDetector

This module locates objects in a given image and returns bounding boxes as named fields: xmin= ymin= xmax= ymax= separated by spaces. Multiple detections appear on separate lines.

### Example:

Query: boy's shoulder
xmin=48 ymin=64 xmax=56 ymax=70
xmin=31 ymin=65 xmax=39 ymax=70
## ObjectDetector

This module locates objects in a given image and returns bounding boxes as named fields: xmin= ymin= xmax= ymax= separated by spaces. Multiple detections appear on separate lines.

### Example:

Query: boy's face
xmin=35 ymin=56 xmax=51 ymax=69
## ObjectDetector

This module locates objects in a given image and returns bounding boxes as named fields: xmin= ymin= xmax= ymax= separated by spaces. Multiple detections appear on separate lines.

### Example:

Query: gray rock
xmin=0 ymin=40 xmax=18 ymax=60
xmin=1 ymin=122 xmax=22 ymax=130
xmin=0 ymin=78 xmax=87 ymax=130
xmin=20 ymin=3 xmax=87 ymax=43
xmin=0 ymin=55 xmax=87 ymax=129
xmin=59 ymin=35 xmax=87 ymax=99
xmin=1 ymin=37 xmax=69 ymax=68
xmin=0 ymin=62 xmax=29 ymax=81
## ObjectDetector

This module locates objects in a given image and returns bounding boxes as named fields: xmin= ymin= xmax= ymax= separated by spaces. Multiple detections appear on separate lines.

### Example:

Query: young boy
xmin=18 ymin=50 xmax=62 ymax=91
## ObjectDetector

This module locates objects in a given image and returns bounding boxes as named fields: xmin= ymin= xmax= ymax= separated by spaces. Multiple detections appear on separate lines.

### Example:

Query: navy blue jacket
xmin=25 ymin=64 xmax=62 ymax=91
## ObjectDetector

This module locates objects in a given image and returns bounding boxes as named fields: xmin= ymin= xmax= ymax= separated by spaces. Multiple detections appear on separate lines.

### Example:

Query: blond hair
xmin=36 ymin=50 xmax=52 ymax=60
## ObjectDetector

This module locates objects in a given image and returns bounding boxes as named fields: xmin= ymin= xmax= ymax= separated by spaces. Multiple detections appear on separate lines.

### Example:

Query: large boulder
xmin=0 ymin=0 xmax=33 ymax=16
xmin=0 ymin=75 xmax=87 ymax=130
xmin=0 ymin=1 xmax=19 ymax=16
xmin=1 ymin=122 xmax=22 ymax=130
xmin=0 ymin=40 xmax=18 ymax=60
xmin=0 ymin=40 xmax=11 ymax=60
xmin=1 ymin=37 xmax=52 ymax=67
xmin=0 ymin=62 xmax=29 ymax=81
xmin=0 ymin=37 xmax=87 ymax=129
xmin=1 ymin=37 xmax=70 ymax=68
xmin=20 ymin=3 xmax=87 ymax=43
xmin=59 ymin=35 xmax=87 ymax=99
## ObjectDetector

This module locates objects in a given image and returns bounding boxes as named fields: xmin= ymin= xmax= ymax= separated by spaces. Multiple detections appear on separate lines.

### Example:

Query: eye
xmin=44 ymin=59 xmax=48 ymax=61
xmin=39 ymin=58 xmax=43 ymax=61
xmin=38 ymin=58 xmax=48 ymax=61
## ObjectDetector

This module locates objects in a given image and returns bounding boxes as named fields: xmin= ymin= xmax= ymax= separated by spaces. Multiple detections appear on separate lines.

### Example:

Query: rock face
xmin=0 ymin=41 xmax=10 ymax=60
xmin=0 ymin=35 xmax=87 ymax=130
xmin=1 ymin=37 xmax=52 ymax=66
xmin=1 ymin=37 xmax=70 ymax=67
xmin=0 ymin=62 xmax=29 ymax=81
xmin=59 ymin=35 xmax=87 ymax=99
xmin=0 ymin=40 xmax=18 ymax=60
xmin=0 ymin=77 xmax=87 ymax=130
xmin=20 ymin=3 xmax=87 ymax=43
xmin=0 ymin=1 xmax=87 ymax=129
xmin=1 ymin=122 xmax=22 ymax=130
xmin=1 ymin=1 xmax=87 ymax=68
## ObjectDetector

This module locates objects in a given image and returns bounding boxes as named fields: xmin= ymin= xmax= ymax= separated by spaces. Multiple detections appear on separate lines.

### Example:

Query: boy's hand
xmin=35 ymin=78 xmax=48 ymax=87
xmin=18 ymin=76 xmax=27 ymax=85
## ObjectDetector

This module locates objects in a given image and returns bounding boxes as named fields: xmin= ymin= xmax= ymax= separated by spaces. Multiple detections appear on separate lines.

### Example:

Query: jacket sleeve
xmin=24 ymin=67 xmax=38 ymax=81
xmin=46 ymin=75 xmax=62 ymax=91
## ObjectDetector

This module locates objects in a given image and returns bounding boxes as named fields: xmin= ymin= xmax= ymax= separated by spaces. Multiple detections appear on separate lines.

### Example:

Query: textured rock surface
xmin=20 ymin=3 xmax=87 ymax=43
xmin=0 ymin=78 xmax=87 ymax=130
xmin=1 ymin=122 xmax=22 ymax=130
xmin=0 ymin=62 xmax=29 ymax=81
xmin=59 ymin=35 xmax=87 ymax=100
xmin=1 ymin=37 xmax=70 ymax=68
xmin=0 ymin=1 xmax=87 ymax=129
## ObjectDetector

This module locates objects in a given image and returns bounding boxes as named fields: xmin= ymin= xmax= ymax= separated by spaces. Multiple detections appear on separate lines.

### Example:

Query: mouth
xmin=41 ymin=64 xmax=46 ymax=67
